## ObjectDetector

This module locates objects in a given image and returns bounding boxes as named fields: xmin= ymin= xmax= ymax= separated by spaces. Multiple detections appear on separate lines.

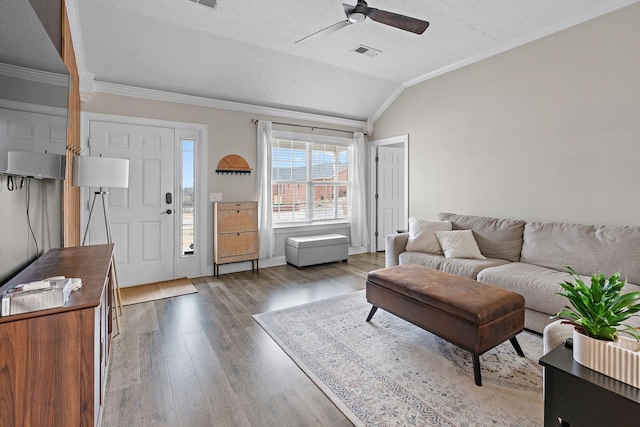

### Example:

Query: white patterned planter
xmin=573 ymin=329 xmax=640 ymax=388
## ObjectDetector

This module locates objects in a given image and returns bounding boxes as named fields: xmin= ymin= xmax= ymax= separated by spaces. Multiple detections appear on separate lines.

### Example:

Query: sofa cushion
xmin=435 ymin=230 xmax=486 ymax=260
xmin=438 ymin=212 xmax=525 ymax=262
xmin=399 ymin=251 xmax=509 ymax=279
xmin=399 ymin=252 xmax=444 ymax=271
xmin=520 ymin=222 xmax=640 ymax=284
xmin=405 ymin=218 xmax=451 ymax=254
xmin=479 ymin=262 xmax=640 ymax=326
xmin=477 ymin=262 xmax=572 ymax=315
xmin=440 ymin=257 xmax=511 ymax=279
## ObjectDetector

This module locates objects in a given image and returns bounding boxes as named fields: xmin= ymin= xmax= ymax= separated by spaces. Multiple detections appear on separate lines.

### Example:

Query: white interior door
xmin=87 ymin=121 xmax=175 ymax=286
xmin=376 ymin=146 xmax=406 ymax=250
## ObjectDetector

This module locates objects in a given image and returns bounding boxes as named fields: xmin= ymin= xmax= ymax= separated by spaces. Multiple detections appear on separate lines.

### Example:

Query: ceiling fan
xmin=295 ymin=0 xmax=429 ymax=44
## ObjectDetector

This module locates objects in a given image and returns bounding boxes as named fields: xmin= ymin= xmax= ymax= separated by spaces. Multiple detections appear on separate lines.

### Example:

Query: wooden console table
xmin=213 ymin=202 xmax=259 ymax=277
xmin=0 ymin=244 xmax=115 ymax=427
xmin=539 ymin=342 xmax=640 ymax=426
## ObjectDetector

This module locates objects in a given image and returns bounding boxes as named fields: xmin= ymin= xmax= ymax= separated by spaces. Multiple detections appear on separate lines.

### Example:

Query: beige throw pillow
xmin=405 ymin=218 xmax=452 ymax=254
xmin=435 ymin=230 xmax=486 ymax=259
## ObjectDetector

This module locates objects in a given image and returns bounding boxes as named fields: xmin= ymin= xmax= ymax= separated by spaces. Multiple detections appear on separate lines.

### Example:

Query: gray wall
xmin=373 ymin=3 xmax=640 ymax=227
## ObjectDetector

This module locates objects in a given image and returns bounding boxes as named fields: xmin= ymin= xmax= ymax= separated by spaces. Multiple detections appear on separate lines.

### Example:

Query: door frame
xmin=80 ymin=112 xmax=208 ymax=280
xmin=368 ymin=134 xmax=409 ymax=252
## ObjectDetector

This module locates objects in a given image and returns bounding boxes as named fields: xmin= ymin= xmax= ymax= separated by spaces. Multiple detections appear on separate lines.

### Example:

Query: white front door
xmin=87 ymin=121 xmax=175 ymax=286
xmin=376 ymin=146 xmax=406 ymax=250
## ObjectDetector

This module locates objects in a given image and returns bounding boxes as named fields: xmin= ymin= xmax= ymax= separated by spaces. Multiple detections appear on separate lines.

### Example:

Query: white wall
xmin=0 ymin=179 xmax=62 ymax=284
xmin=373 ymin=3 xmax=640 ymax=226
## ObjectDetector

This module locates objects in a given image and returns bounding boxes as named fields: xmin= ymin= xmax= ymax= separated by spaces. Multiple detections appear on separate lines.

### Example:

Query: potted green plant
xmin=554 ymin=266 xmax=640 ymax=341
xmin=553 ymin=265 xmax=640 ymax=387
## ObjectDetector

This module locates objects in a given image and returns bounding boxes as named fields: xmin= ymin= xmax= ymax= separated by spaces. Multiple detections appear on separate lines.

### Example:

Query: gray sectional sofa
xmin=386 ymin=212 xmax=640 ymax=334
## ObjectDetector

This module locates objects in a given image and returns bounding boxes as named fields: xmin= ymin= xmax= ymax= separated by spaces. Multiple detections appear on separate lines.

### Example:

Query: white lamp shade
xmin=6 ymin=151 xmax=66 ymax=180
xmin=72 ymin=156 xmax=129 ymax=188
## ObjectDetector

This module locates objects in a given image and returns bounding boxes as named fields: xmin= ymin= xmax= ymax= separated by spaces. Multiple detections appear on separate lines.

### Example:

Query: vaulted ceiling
xmin=73 ymin=0 xmax=639 ymax=121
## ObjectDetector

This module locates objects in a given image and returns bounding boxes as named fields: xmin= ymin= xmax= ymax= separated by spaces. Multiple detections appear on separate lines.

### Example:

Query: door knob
xmin=161 ymin=209 xmax=173 ymax=215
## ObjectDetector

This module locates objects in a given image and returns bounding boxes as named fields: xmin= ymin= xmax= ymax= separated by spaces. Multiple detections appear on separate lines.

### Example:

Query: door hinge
xmin=375 ymin=194 xmax=378 ymax=200
xmin=375 ymin=231 xmax=378 ymax=237
xmin=375 ymin=156 xmax=379 ymax=162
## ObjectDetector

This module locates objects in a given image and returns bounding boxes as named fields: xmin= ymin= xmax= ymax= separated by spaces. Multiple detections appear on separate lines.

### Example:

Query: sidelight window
xmin=181 ymin=139 xmax=195 ymax=255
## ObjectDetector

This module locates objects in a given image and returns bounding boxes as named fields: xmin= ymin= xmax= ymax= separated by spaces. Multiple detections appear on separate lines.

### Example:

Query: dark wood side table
xmin=539 ymin=342 xmax=640 ymax=427
xmin=0 ymin=244 xmax=115 ymax=427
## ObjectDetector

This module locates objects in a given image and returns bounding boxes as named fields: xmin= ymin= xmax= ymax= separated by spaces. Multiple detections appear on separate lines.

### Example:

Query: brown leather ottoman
xmin=366 ymin=264 xmax=525 ymax=386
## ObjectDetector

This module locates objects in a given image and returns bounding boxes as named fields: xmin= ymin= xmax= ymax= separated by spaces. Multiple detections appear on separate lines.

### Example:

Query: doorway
xmin=369 ymin=135 xmax=408 ymax=252
xmin=81 ymin=114 xmax=207 ymax=286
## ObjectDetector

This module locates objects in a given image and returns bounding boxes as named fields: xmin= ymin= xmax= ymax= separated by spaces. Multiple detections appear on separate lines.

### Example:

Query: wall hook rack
xmin=216 ymin=154 xmax=252 ymax=175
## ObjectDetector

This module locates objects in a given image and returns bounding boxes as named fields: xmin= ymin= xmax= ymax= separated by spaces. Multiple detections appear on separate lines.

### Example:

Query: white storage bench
xmin=285 ymin=234 xmax=349 ymax=268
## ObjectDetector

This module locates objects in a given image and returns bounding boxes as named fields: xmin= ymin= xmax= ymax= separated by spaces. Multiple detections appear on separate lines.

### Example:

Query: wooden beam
xmin=61 ymin=0 xmax=81 ymax=247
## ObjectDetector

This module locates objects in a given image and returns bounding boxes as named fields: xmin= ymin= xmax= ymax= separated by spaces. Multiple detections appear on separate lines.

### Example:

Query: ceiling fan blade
xmin=363 ymin=8 xmax=429 ymax=34
xmin=295 ymin=20 xmax=352 ymax=44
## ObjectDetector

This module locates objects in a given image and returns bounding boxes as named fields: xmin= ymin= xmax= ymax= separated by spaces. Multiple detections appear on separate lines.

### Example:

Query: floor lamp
xmin=73 ymin=155 xmax=130 ymax=335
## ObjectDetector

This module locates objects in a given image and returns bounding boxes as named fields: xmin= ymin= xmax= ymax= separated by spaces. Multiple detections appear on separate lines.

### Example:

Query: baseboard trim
xmin=205 ymin=248 xmax=370 ymax=277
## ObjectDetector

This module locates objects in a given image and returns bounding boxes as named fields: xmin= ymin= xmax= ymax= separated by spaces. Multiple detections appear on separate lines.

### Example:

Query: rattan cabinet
xmin=213 ymin=202 xmax=259 ymax=277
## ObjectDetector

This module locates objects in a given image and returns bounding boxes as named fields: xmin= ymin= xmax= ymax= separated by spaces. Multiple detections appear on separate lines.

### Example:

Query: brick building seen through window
xmin=272 ymin=138 xmax=350 ymax=224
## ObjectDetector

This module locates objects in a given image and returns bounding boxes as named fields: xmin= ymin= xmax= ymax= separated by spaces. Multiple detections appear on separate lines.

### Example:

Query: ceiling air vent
xmin=352 ymin=45 xmax=382 ymax=58
xmin=189 ymin=0 xmax=217 ymax=9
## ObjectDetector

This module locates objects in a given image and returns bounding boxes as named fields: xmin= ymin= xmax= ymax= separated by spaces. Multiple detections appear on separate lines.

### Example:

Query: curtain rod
xmin=252 ymin=119 xmax=364 ymax=136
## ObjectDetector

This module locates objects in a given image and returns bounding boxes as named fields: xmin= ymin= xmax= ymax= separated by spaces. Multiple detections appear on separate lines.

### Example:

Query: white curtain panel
xmin=349 ymin=132 xmax=369 ymax=248
xmin=256 ymin=120 xmax=274 ymax=258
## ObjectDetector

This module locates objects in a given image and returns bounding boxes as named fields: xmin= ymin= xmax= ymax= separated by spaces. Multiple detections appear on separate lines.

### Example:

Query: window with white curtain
xmin=271 ymin=134 xmax=351 ymax=225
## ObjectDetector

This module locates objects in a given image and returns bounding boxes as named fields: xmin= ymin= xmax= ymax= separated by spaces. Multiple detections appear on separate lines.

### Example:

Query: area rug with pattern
xmin=253 ymin=290 xmax=544 ymax=427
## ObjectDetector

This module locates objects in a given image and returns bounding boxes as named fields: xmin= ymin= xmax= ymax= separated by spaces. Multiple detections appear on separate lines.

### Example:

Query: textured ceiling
xmin=75 ymin=0 xmax=639 ymax=121
xmin=0 ymin=0 xmax=68 ymax=74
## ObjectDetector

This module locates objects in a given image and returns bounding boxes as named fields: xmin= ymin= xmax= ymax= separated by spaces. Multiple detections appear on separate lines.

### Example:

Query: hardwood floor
xmin=102 ymin=252 xmax=385 ymax=427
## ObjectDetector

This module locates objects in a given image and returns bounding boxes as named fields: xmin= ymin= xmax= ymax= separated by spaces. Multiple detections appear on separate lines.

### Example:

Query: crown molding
xmin=370 ymin=85 xmax=405 ymax=124
xmin=80 ymin=92 xmax=94 ymax=103
xmin=92 ymin=81 xmax=368 ymax=130
xmin=0 ymin=63 xmax=68 ymax=87
xmin=0 ymin=98 xmax=67 ymax=117
xmin=405 ymin=0 xmax=640 ymax=89
xmin=63 ymin=0 xmax=88 ymax=80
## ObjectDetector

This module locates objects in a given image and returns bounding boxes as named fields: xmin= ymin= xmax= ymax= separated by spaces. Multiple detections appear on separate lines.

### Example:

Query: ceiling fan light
xmin=348 ymin=12 xmax=366 ymax=23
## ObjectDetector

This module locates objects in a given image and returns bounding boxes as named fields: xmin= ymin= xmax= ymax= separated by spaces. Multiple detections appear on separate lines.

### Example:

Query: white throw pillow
xmin=434 ymin=230 xmax=486 ymax=260
xmin=405 ymin=218 xmax=452 ymax=254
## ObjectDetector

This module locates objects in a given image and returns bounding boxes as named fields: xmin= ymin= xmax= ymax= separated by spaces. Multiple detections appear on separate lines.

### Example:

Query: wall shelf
xmin=216 ymin=154 xmax=252 ymax=175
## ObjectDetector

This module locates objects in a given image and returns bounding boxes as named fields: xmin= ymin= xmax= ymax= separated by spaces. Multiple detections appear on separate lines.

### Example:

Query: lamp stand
xmin=83 ymin=188 xmax=123 ymax=335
